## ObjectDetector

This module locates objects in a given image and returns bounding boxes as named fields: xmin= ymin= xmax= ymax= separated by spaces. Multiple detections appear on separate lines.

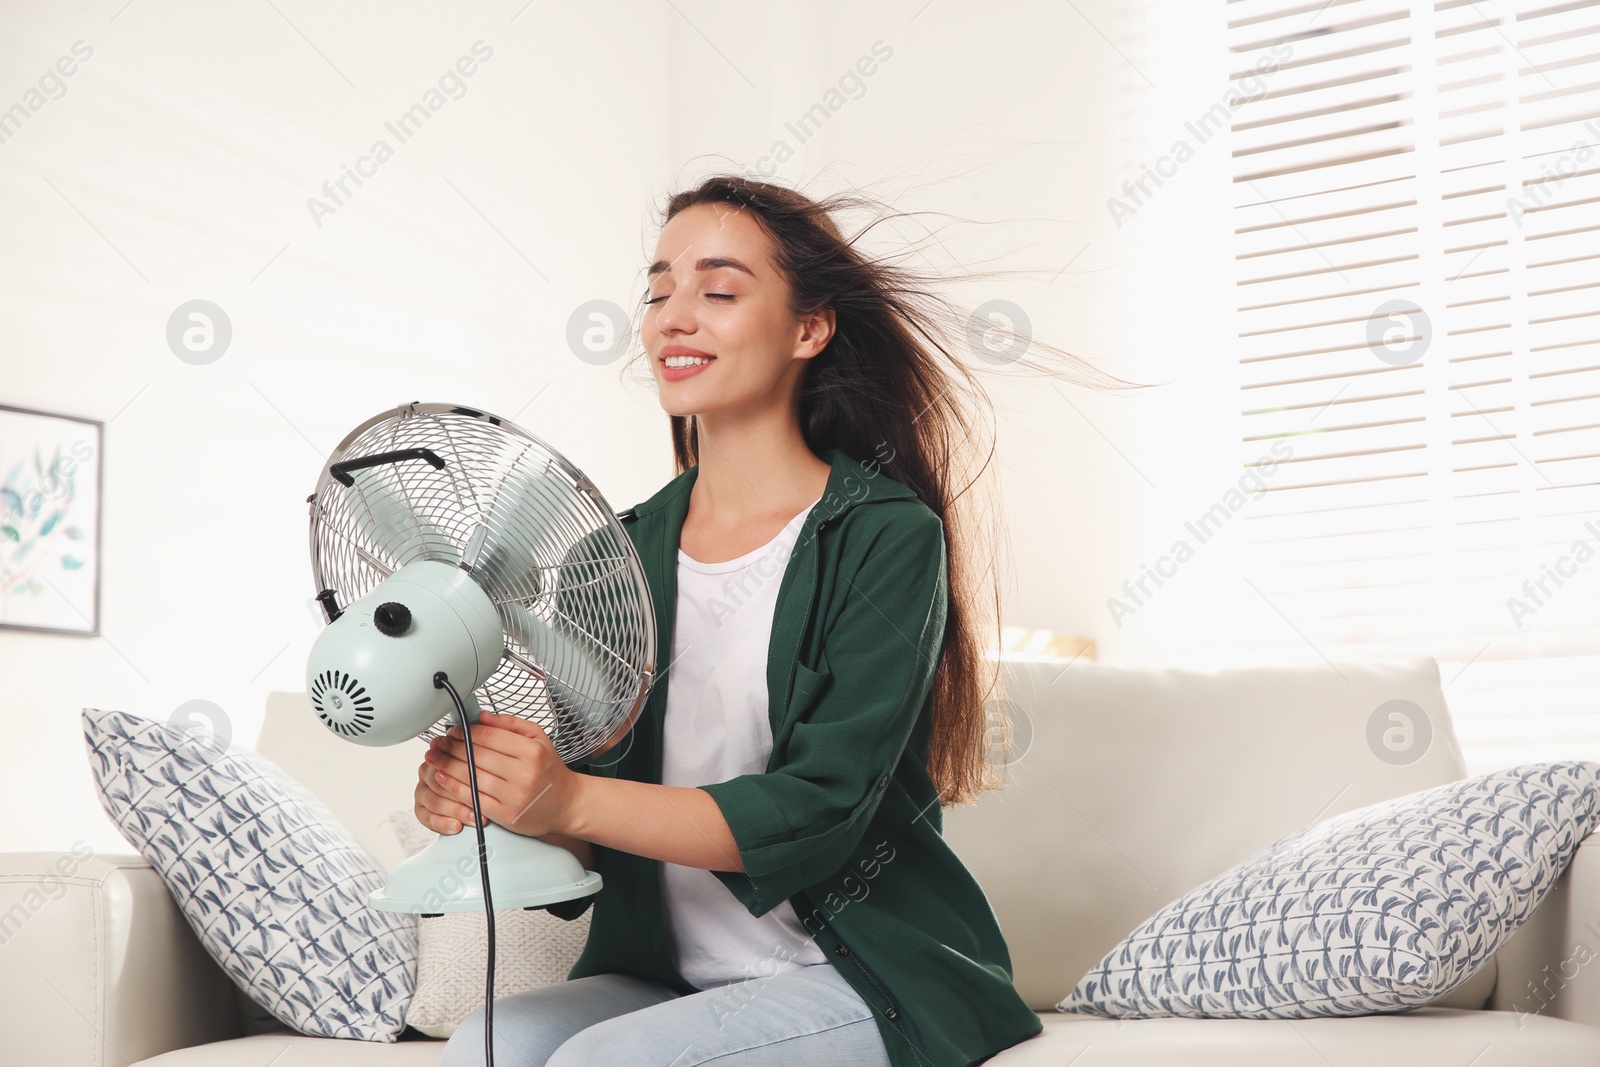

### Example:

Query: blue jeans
xmin=436 ymin=963 xmax=892 ymax=1067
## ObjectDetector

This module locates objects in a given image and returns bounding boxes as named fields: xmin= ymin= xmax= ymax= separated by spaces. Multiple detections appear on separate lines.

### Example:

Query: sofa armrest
xmin=0 ymin=849 xmax=243 ymax=1067
xmin=1490 ymin=828 xmax=1600 ymax=1028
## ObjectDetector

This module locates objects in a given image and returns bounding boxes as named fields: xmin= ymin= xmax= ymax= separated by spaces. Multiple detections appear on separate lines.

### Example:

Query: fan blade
xmin=517 ymin=605 xmax=619 ymax=741
xmin=346 ymin=466 xmax=462 ymax=565
xmin=473 ymin=463 xmax=573 ymax=580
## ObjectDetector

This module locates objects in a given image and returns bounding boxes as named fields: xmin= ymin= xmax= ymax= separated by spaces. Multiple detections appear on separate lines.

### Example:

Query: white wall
xmin=0 ymin=0 xmax=1205 ymax=854
xmin=656 ymin=0 xmax=1193 ymax=662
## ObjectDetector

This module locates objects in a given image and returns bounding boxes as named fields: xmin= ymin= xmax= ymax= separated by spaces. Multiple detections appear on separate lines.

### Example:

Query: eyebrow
xmin=646 ymin=255 xmax=756 ymax=279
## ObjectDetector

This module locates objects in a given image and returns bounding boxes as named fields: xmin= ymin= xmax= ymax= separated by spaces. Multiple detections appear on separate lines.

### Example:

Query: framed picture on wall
xmin=0 ymin=404 xmax=103 ymax=636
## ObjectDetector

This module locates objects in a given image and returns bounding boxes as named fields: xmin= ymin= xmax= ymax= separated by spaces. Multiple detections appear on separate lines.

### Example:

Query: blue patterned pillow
xmin=1059 ymin=761 xmax=1600 ymax=1019
xmin=83 ymin=707 xmax=417 ymax=1041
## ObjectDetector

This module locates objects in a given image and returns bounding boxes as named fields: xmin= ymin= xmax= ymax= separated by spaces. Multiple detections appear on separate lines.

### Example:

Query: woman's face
xmin=641 ymin=201 xmax=833 ymax=418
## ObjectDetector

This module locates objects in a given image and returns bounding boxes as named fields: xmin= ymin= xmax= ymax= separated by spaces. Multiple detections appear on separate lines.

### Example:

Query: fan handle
xmin=329 ymin=447 xmax=446 ymax=487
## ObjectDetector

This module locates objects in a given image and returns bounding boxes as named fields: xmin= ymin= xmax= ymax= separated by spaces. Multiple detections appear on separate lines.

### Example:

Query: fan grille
xmin=307 ymin=403 xmax=655 ymax=763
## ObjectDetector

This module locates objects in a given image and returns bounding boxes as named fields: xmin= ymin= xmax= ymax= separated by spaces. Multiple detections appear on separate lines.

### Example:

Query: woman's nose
xmin=654 ymin=291 xmax=695 ymax=333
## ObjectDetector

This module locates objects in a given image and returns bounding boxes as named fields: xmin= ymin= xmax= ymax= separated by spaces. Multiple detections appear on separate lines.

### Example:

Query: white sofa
xmin=3 ymin=656 xmax=1599 ymax=1065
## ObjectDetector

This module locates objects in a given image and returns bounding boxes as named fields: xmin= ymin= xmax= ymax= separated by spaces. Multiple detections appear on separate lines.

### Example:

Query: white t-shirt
xmin=659 ymin=493 xmax=830 ymax=990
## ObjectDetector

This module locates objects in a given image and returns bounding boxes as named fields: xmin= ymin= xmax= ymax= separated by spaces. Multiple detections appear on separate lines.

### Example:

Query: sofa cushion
xmin=83 ymin=707 xmax=418 ymax=1042
xmin=384 ymin=810 xmax=592 ymax=1038
xmin=981 ymin=1007 xmax=1600 ymax=1065
xmin=1058 ymin=761 xmax=1600 ymax=1018
xmin=132 ymin=1032 xmax=445 ymax=1065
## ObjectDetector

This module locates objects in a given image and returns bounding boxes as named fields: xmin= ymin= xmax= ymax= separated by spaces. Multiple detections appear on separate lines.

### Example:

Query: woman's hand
xmin=413 ymin=711 xmax=580 ymax=838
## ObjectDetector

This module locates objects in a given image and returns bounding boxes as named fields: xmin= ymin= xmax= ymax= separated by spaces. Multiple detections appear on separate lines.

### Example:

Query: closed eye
xmin=643 ymin=293 xmax=735 ymax=305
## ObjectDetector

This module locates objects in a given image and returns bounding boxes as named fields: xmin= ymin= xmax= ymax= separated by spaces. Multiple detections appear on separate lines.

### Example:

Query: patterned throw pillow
xmin=385 ymin=810 xmax=593 ymax=1038
xmin=1059 ymin=760 xmax=1600 ymax=1019
xmin=82 ymin=707 xmax=418 ymax=1041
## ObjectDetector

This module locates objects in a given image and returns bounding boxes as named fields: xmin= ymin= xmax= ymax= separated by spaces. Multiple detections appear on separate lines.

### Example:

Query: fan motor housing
xmin=306 ymin=560 xmax=504 ymax=746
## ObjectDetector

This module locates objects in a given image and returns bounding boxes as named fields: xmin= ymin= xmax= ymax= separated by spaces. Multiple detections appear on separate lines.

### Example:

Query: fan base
xmin=370 ymin=820 xmax=602 ymax=913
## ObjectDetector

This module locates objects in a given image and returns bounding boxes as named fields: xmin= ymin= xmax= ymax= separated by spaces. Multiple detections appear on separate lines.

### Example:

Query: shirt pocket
xmin=788 ymin=656 xmax=833 ymax=719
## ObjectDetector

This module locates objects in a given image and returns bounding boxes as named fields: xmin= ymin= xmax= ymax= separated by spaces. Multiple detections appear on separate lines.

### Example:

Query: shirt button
xmin=835 ymin=943 xmax=850 ymax=957
xmin=884 ymin=1006 xmax=900 ymax=1021
xmin=877 ymin=774 xmax=890 ymax=790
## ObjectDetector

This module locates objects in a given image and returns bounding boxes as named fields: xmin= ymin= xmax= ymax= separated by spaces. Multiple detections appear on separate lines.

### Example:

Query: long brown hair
xmin=628 ymin=174 xmax=1154 ymax=806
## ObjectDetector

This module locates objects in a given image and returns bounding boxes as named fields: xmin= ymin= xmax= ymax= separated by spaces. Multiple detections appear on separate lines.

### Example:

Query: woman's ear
xmin=794 ymin=307 xmax=836 ymax=360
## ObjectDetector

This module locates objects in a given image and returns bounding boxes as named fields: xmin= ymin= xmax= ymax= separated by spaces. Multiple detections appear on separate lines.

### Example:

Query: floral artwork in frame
xmin=0 ymin=404 xmax=102 ymax=635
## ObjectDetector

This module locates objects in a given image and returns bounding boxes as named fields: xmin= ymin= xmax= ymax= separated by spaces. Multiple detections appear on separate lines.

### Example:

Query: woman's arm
xmin=566 ymin=775 xmax=745 ymax=872
xmin=536 ymin=830 xmax=595 ymax=870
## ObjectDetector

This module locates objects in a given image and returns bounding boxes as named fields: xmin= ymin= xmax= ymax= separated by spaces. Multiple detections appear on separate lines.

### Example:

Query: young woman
xmin=419 ymin=175 xmax=1143 ymax=1067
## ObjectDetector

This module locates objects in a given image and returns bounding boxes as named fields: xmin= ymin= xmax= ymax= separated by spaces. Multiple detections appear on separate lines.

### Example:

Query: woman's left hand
xmin=422 ymin=711 xmax=579 ymax=838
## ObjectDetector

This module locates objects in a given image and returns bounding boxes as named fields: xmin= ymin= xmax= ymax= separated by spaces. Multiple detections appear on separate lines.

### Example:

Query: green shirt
xmin=559 ymin=447 xmax=1043 ymax=1067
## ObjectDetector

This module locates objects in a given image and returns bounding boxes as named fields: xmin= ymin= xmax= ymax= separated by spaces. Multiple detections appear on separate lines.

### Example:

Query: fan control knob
xmin=372 ymin=601 xmax=412 ymax=637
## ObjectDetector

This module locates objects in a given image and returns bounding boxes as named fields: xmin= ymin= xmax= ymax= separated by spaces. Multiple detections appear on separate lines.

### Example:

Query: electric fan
xmin=303 ymin=401 xmax=655 ymax=921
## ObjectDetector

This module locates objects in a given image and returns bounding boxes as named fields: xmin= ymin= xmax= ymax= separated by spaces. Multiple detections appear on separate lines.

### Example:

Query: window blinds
xmin=1223 ymin=0 xmax=1600 ymax=772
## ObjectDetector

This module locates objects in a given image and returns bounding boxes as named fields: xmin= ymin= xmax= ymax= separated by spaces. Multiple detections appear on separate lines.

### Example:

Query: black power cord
xmin=433 ymin=672 xmax=496 ymax=1067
